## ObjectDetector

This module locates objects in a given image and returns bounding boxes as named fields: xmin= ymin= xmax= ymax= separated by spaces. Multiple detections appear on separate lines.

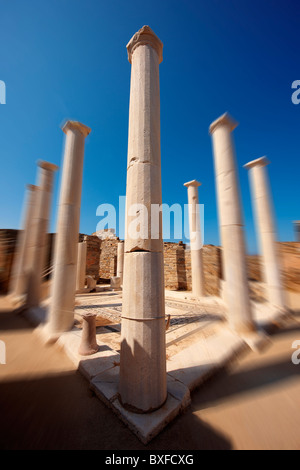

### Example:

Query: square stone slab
xmin=91 ymin=366 xmax=191 ymax=444
xmin=167 ymin=327 xmax=246 ymax=390
xmin=57 ymin=329 xmax=120 ymax=380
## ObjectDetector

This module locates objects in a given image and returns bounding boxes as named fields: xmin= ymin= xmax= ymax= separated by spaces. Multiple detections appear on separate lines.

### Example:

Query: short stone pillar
xmin=294 ymin=221 xmax=300 ymax=243
xmin=85 ymin=276 xmax=97 ymax=292
xmin=47 ymin=121 xmax=91 ymax=337
xmin=26 ymin=161 xmax=58 ymax=309
xmin=117 ymin=241 xmax=124 ymax=285
xmin=76 ymin=240 xmax=87 ymax=293
xmin=209 ymin=113 xmax=254 ymax=333
xmin=111 ymin=276 xmax=121 ymax=291
xmin=86 ymin=275 xmax=97 ymax=292
xmin=184 ymin=180 xmax=205 ymax=297
xmin=78 ymin=313 xmax=98 ymax=356
xmin=244 ymin=157 xmax=286 ymax=309
xmin=9 ymin=184 xmax=39 ymax=298
xmin=119 ymin=26 xmax=167 ymax=413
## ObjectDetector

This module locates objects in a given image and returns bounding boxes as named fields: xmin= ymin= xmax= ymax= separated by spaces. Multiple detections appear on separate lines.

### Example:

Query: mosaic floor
xmin=75 ymin=289 xmax=225 ymax=334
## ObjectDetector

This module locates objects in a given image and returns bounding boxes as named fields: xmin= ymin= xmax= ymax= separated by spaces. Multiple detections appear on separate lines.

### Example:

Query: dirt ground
xmin=0 ymin=295 xmax=300 ymax=450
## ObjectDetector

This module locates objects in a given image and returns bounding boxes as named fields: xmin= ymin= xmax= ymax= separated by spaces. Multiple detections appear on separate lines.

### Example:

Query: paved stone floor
xmin=73 ymin=288 xmax=226 ymax=356
xmin=74 ymin=289 xmax=225 ymax=332
xmin=51 ymin=288 xmax=283 ymax=442
xmin=1 ymin=290 xmax=300 ymax=448
xmin=0 ymin=292 xmax=300 ymax=449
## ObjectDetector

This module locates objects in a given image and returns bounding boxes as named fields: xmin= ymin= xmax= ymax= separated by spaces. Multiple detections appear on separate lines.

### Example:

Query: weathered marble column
xmin=26 ymin=161 xmax=58 ymax=309
xmin=119 ymin=26 xmax=167 ymax=413
xmin=76 ymin=240 xmax=87 ymax=293
xmin=47 ymin=121 xmax=91 ymax=337
xmin=209 ymin=113 xmax=254 ymax=333
xmin=184 ymin=180 xmax=205 ymax=297
xmin=9 ymin=184 xmax=39 ymax=298
xmin=244 ymin=157 xmax=286 ymax=309
xmin=117 ymin=241 xmax=124 ymax=285
xmin=294 ymin=221 xmax=300 ymax=243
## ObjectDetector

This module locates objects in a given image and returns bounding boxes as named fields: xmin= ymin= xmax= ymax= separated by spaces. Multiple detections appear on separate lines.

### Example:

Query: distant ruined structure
xmin=1 ymin=229 xmax=299 ymax=299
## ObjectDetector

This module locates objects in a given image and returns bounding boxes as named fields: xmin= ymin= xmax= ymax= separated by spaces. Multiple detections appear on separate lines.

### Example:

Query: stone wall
xmin=79 ymin=234 xmax=101 ymax=280
xmin=163 ymin=242 xmax=222 ymax=295
xmin=245 ymin=243 xmax=300 ymax=292
xmin=0 ymin=229 xmax=18 ymax=293
xmin=82 ymin=235 xmax=119 ymax=282
xmin=0 ymin=229 xmax=55 ymax=294
xmin=1 ymin=227 xmax=299 ymax=296
xmin=280 ymin=242 xmax=300 ymax=292
xmin=163 ymin=242 xmax=188 ymax=291
xmin=162 ymin=241 xmax=300 ymax=296
xmin=98 ymin=238 xmax=118 ymax=281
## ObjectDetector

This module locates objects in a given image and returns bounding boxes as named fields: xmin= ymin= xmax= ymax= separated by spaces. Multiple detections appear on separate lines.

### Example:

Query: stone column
xmin=184 ymin=180 xmax=205 ymax=297
xmin=117 ymin=241 xmax=124 ymax=285
xmin=76 ymin=240 xmax=87 ymax=293
xmin=119 ymin=26 xmax=167 ymax=413
xmin=47 ymin=121 xmax=91 ymax=337
xmin=294 ymin=221 xmax=300 ymax=243
xmin=209 ymin=113 xmax=254 ymax=333
xmin=244 ymin=157 xmax=286 ymax=309
xmin=9 ymin=184 xmax=39 ymax=298
xmin=26 ymin=161 xmax=58 ymax=309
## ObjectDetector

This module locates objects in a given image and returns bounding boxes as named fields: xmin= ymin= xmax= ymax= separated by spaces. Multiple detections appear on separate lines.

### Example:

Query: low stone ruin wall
xmin=0 ymin=228 xmax=299 ymax=297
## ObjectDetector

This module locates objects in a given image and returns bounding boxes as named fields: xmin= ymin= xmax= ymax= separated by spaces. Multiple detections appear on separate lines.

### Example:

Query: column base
xmin=119 ymin=316 xmax=167 ymax=413
xmin=34 ymin=323 xmax=62 ymax=345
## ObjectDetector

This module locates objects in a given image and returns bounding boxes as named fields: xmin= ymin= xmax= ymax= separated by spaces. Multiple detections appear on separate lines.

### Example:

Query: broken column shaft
xmin=119 ymin=26 xmax=167 ymax=413
xmin=47 ymin=121 xmax=91 ymax=338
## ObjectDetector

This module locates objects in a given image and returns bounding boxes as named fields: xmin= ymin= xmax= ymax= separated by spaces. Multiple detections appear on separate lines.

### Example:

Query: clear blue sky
xmin=0 ymin=0 xmax=299 ymax=254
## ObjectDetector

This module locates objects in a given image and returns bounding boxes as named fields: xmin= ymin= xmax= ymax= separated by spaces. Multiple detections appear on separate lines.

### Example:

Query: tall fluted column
xmin=26 ymin=161 xmax=58 ymax=308
xmin=209 ymin=113 xmax=254 ymax=333
xmin=47 ymin=121 xmax=91 ymax=337
xmin=76 ymin=240 xmax=87 ymax=293
xmin=184 ymin=180 xmax=205 ymax=297
xmin=117 ymin=241 xmax=124 ymax=285
xmin=244 ymin=157 xmax=286 ymax=309
xmin=9 ymin=184 xmax=39 ymax=299
xmin=119 ymin=26 xmax=167 ymax=413
xmin=294 ymin=221 xmax=300 ymax=243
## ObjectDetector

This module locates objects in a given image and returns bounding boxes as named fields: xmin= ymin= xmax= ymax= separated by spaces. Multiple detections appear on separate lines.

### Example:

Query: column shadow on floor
xmin=0 ymin=370 xmax=232 ymax=450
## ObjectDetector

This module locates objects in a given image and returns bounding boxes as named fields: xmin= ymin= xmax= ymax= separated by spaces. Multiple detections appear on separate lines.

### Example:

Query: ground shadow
xmin=189 ymin=354 xmax=300 ymax=411
xmin=76 ymin=303 xmax=122 ymax=310
xmin=291 ymin=310 xmax=300 ymax=318
xmin=0 ymin=311 xmax=32 ymax=331
xmin=0 ymin=371 xmax=232 ymax=450
xmin=269 ymin=322 xmax=300 ymax=336
xmin=169 ymin=313 xmax=223 ymax=328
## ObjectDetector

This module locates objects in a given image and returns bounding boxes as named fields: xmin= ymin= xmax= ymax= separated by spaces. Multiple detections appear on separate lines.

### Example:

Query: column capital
xmin=127 ymin=25 xmax=163 ymax=64
xmin=38 ymin=160 xmax=59 ymax=172
xmin=62 ymin=120 xmax=91 ymax=138
xmin=184 ymin=180 xmax=202 ymax=188
xmin=209 ymin=112 xmax=238 ymax=135
xmin=243 ymin=156 xmax=270 ymax=170
xmin=26 ymin=184 xmax=39 ymax=191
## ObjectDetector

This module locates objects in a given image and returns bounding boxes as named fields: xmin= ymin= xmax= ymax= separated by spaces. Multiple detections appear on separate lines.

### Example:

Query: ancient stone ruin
xmin=1 ymin=25 xmax=299 ymax=443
